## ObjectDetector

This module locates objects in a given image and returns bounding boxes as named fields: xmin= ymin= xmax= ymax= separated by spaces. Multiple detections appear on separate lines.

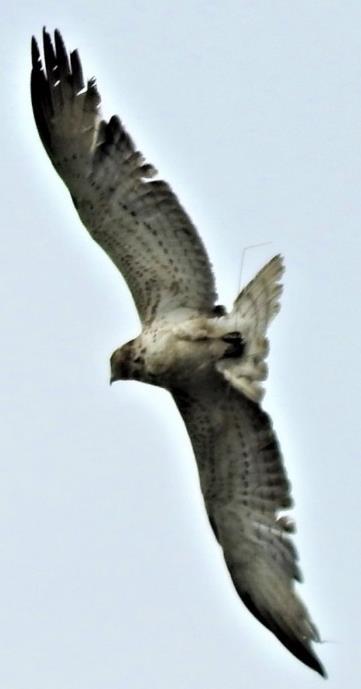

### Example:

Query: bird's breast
xmin=139 ymin=317 xmax=221 ymax=387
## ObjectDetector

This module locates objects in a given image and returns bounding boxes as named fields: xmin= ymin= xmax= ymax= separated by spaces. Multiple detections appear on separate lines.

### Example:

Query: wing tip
xmin=31 ymin=35 xmax=40 ymax=67
xmin=240 ymin=590 xmax=326 ymax=677
xmin=54 ymin=27 xmax=62 ymax=43
xmin=70 ymin=49 xmax=85 ymax=93
xmin=296 ymin=644 xmax=327 ymax=678
xmin=315 ymin=658 xmax=327 ymax=679
xmin=286 ymin=634 xmax=327 ymax=678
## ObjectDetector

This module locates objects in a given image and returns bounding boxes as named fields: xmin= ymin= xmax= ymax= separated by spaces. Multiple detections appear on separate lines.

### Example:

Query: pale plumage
xmin=31 ymin=29 xmax=325 ymax=677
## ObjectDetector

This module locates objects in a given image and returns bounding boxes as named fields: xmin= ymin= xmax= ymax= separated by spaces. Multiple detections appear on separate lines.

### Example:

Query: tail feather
xmin=216 ymin=255 xmax=284 ymax=402
xmin=234 ymin=254 xmax=284 ymax=329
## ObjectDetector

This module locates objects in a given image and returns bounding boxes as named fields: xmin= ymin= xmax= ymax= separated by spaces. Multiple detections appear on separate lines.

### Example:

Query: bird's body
xmin=30 ymin=29 xmax=326 ymax=677
xmin=111 ymin=314 xmax=244 ymax=386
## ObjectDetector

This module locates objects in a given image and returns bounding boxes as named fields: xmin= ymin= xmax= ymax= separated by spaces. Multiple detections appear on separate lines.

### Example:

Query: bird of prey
xmin=31 ymin=29 xmax=325 ymax=677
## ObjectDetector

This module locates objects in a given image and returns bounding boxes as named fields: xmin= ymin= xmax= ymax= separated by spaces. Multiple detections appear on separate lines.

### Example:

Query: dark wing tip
xmin=54 ymin=28 xmax=70 ymax=76
xmin=31 ymin=28 xmax=85 ymax=92
xmin=30 ymin=32 xmax=52 ymax=154
xmin=282 ymin=635 xmax=326 ymax=678
xmin=241 ymin=591 xmax=327 ymax=677
xmin=42 ymin=27 xmax=57 ymax=77
xmin=31 ymin=36 xmax=41 ymax=67
xmin=317 ymin=660 xmax=328 ymax=679
xmin=54 ymin=27 xmax=63 ymax=43
xmin=70 ymin=49 xmax=84 ymax=92
xmin=30 ymin=29 xmax=89 ymax=154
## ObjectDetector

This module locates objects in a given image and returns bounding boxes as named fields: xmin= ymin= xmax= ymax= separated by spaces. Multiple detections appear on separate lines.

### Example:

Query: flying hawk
xmin=31 ymin=29 xmax=325 ymax=677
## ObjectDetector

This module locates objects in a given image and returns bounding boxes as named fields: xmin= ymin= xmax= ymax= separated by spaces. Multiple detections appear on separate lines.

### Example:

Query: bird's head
xmin=110 ymin=340 xmax=144 ymax=383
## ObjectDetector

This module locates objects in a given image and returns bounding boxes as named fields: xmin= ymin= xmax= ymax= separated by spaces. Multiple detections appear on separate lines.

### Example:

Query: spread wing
xmin=172 ymin=378 xmax=326 ymax=677
xmin=31 ymin=29 xmax=217 ymax=323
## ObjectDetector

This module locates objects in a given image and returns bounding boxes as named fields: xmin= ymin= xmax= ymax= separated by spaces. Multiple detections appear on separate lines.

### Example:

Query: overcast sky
xmin=1 ymin=1 xmax=360 ymax=687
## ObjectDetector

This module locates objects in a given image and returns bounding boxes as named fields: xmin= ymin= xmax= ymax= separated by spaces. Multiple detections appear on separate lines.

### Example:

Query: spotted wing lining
xmin=31 ymin=29 xmax=217 ymax=323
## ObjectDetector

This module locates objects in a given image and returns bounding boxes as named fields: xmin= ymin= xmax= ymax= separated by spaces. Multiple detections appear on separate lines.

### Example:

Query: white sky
xmin=1 ymin=1 xmax=360 ymax=687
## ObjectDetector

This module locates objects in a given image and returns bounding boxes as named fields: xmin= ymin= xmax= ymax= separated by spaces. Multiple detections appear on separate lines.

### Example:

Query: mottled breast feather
xmin=31 ymin=29 xmax=217 ymax=324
